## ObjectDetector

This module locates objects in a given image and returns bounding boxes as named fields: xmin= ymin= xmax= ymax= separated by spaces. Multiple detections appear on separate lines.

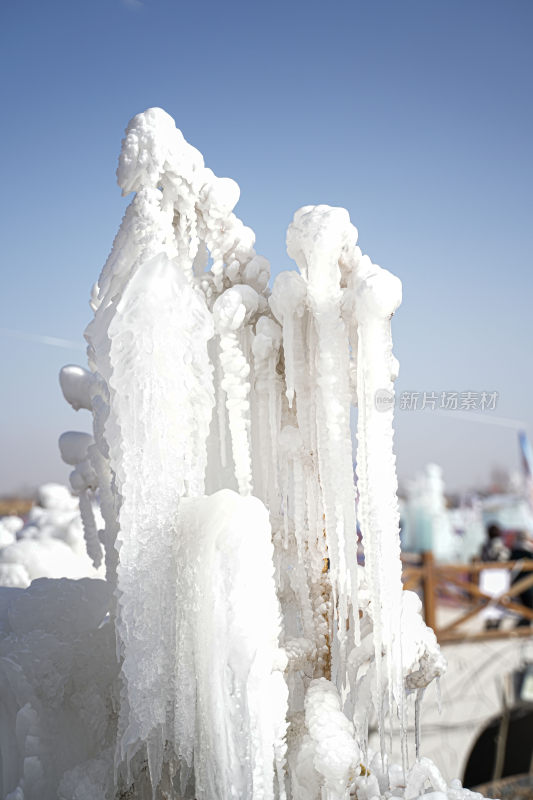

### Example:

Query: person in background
xmin=481 ymin=523 xmax=510 ymax=562
xmin=479 ymin=524 xmax=510 ymax=630
xmin=509 ymin=531 xmax=533 ymax=627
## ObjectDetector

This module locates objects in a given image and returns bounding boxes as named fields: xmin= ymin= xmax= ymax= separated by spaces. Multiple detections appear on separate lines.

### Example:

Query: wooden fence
xmin=401 ymin=552 xmax=533 ymax=643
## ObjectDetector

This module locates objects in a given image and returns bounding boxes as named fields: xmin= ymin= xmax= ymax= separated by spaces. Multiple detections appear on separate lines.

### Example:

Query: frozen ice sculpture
xmin=0 ymin=109 xmax=476 ymax=800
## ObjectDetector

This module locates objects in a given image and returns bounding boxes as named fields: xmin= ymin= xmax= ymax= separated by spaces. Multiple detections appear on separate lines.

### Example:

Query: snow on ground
xmin=0 ymin=578 xmax=115 ymax=800
xmin=0 ymin=484 xmax=104 ymax=588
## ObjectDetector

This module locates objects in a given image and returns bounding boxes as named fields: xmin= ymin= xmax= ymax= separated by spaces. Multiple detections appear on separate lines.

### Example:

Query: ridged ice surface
xmin=175 ymin=491 xmax=287 ymax=800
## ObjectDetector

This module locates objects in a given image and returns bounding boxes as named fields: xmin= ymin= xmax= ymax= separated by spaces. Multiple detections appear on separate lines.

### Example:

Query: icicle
xmin=214 ymin=286 xmax=259 ymax=496
xmin=252 ymin=316 xmax=282 ymax=507
xmin=285 ymin=207 xmax=361 ymax=687
xmin=217 ymin=354 xmax=228 ymax=469
xmin=292 ymin=455 xmax=315 ymax=640
xmin=270 ymin=271 xmax=307 ymax=409
xmin=414 ymin=688 xmax=425 ymax=761
xmin=267 ymin=351 xmax=282 ymax=504
xmin=353 ymin=250 xmax=404 ymax=764
xmin=58 ymin=429 xmax=105 ymax=569
xmin=78 ymin=489 xmax=103 ymax=568
xmin=218 ymin=326 xmax=253 ymax=495
xmin=400 ymin=688 xmax=409 ymax=780
xmin=280 ymin=447 xmax=290 ymax=550
xmin=436 ymin=677 xmax=442 ymax=715
xmin=88 ymin=440 xmax=119 ymax=585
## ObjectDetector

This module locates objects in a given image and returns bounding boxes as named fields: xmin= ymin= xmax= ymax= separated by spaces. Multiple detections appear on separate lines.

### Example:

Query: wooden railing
xmin=401 ymin=552 xmax=533 ymax=643
xmin=0 ymin=498 xmax=33 ymax=517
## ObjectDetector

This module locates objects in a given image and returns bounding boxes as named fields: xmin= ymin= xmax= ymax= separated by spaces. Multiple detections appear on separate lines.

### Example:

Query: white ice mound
xmin=117 ymin=106 xmax=205 ymax=196
xmin=0 ymin=485 xmax=103 ymax=588
xmin=0 ymin=517 xmax=21 ymax=549
xmin=58 ymin=432 xmax=94 ymax=466
xmin=0 ymin=537 xmax=97 ymax=583
xmin=401 ymin=591 xmax=447 ymax=690
xmin=36 ymin=482 xmax=78 ymax=511
xmin=170 ymin=490 xmax=287 ymax=799
xmin=298 ymin=678 xmax=360 ymax=799
xmin=59 ymin=365 xmax=95 ymax=412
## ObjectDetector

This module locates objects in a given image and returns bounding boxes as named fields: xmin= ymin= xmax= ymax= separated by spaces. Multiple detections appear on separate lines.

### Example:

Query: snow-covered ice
xmin=0 ymin=484 xmax=103 ymax=588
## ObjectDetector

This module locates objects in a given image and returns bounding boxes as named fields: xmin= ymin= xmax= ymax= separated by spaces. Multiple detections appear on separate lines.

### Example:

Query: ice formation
xmin=0 ymin=578 xmax=115 ymax=800
xmin=0 ymin=108 xmax=487 ymax=800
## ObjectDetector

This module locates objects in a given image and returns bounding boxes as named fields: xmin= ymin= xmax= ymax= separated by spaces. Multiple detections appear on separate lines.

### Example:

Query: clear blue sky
xmin=1 ymin=0 xmax=532 ymax=494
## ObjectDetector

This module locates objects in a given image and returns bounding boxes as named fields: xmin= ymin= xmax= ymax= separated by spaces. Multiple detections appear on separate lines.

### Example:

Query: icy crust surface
xmin=0 ymin=579 xmax=473 ymax=800
xmin=282 ymin=206 xmax=361 ymax=686
xmin=299 ymin=678 xmax=360 ymax=799
xmin=353 ymin=757 xmax=488 ymax=800
xmin=0 ymin=578 xmax=116 ymax=800
xmin=174 ymin=491 xmax=288 ymax=800
xmin=33 ymin=107 xmax=489 ymax=799
xmin=104 ymin=252 xmax=215 ymax=786
xmin=72 ymin=108 xmax=282 ymax=795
